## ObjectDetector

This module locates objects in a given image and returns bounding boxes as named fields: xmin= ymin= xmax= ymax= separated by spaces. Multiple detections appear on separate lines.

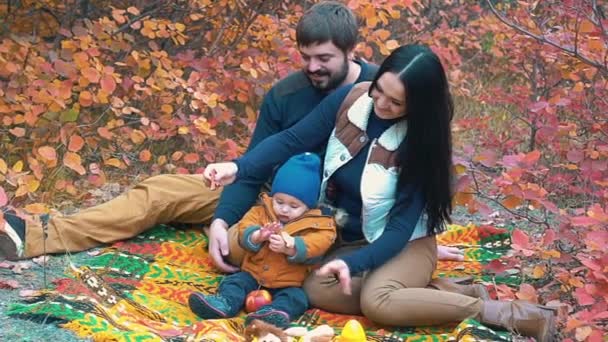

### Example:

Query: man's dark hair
xmin=296 ymin=1 xmax=358 ymax=52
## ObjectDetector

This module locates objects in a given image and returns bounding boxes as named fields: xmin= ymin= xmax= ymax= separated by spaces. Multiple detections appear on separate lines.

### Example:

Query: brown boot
xmin=428 ymin=278 xmax=491 ymax=300
xmin=479 ymin=300 xmax=557 ymax=342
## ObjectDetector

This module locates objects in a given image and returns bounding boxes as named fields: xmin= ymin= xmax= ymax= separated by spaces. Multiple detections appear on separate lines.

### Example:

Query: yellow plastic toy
xmin=338 ymin=319 xmax=366 ymax=342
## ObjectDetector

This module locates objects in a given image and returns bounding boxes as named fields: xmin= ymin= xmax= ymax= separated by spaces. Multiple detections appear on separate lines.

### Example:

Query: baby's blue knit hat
xmin=271 ymin=152 xmax=321 ymax=208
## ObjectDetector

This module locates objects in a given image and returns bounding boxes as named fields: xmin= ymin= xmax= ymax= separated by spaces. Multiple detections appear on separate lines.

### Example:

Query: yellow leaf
xmin=24 ymin=203 xmax=49 ymax=214
xmin=27 ymin=179 xmax=40 ymax=193
xmin=541 ymin=249 xmax=561 ymax=259
xmin=105 ymin=158 xmax=123 ymax=168
xmin=174 ymin=22 xmax=186 ymax=32
xmin=454 ymin=164 xmax=467 ymax=175
xmin=12 ymin=160 xmax=23 ymax=172
xmin=178 ymin=126 xmax=189 ymax=135
xmin=161 ymin=104 xmax=173 ymax=114
xmin=385 ymin=40 xmax=399 ymax=50
xmin=130 ymin=129 xmax=146 ymax=144
xmin=0 ymin=158 xmax=7 ymax=174
xmin=532 ymin=265 xmax=545 ymax=278
xmin=15 ymin=185 xmax=28 ymax=197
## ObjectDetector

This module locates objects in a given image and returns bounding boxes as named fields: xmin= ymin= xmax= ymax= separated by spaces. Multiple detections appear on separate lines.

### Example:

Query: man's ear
xmin=347 ymin=49 xmax=355 ymax=60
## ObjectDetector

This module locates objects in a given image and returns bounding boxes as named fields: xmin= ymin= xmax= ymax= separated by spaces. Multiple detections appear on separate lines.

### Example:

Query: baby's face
xmin=271 ymin=193 xmax=309 ymax=223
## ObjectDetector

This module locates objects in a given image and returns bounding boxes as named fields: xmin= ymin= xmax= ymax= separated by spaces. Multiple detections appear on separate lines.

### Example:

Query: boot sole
xmin=188 ymin=293 xmax=229 ymax=319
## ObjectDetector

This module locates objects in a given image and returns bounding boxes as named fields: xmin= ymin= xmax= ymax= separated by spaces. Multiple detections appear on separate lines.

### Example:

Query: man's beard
xmin=306 ymin=57 xmax=349 ymax=91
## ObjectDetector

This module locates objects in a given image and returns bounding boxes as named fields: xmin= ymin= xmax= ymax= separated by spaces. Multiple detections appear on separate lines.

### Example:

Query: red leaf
xmin=183 ymin=153 xmax=200 ymax=164
xmin=542 ymin=229 xmax=556 ymax=245
xmin=574 ymin=287 xmax=595 ymax=306
xmin=567 ymin=149 xmax=584 ymax=163
xmin=0 ymin=278 xmax=20 ymax=289
xmin=511 ymin=229 xmax=530 ymax=249
xmin=485 ymin=259 xmax=509 ymax=273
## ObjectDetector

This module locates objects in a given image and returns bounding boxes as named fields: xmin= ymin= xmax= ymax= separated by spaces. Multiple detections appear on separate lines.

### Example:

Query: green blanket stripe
xmin=8 ymin=301 xmax=86 ymax=321
xmin=134 ymin=225 xmax=206 ymax=247
xmin=83 ymin=253 xmax=151 ymax=278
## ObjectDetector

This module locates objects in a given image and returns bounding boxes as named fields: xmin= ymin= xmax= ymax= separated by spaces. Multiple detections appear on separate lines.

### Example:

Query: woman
xmin=204 ymin=45 xmax=555 ymax=342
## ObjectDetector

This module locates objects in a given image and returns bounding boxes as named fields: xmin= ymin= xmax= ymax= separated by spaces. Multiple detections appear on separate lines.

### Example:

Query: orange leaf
xmin=37 ymin=146 xmax=57 ymax=163
xmin=79 ymin=91 xmax=93 ymax=107
xmin=172 ymin=151 xmax=184 ymax=161
xmin=97 ymin=127 xmax=114 ymax=140
xmin=63 ymin=152 xmax=86 ymax=175
xmin=515 ymin=283 xmax=538 ymax=303
xmin=68 ymin=135 xmax=85 ymax=152
xmin=82 ymin=67 xmax=100 ymax=83
xmin=0 ymin=158 xmax=7 ymax=174
xmin=183 ymin=153 xmax=200 ymax=164
xmin=9 ymin=127 xmax=25 ymax=137
xmin=385 ymin=40 xmax=399 ymax=50
xmin=139 ymin=149 xmax=152 ymax=162
xmin=100 ymin=75 xmax=116 ymax=94
xmin=502 ymin=195 xmax=522 ymax=209
xmin=24 ymin=203 xmax=49 ymax=214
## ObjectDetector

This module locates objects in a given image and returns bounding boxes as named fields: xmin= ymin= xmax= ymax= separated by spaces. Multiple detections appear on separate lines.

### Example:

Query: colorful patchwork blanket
xmin=8 ymin=224 xmax=517 ymax=341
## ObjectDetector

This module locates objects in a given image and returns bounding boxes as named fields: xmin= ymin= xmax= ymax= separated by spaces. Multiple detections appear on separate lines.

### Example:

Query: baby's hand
xmin=268 ymin=234 xmax=287 ymax=254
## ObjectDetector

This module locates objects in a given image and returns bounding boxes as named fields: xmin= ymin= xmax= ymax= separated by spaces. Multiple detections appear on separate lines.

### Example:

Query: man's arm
xmin=205 ymin=89 xmax=283 ymax=273
xmin=213 ymin=90 xmax=283 ymax=226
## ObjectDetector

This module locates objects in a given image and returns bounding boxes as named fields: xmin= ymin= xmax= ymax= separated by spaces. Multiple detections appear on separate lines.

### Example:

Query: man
xmin=0 ymin=1 xmax=464 ymax=271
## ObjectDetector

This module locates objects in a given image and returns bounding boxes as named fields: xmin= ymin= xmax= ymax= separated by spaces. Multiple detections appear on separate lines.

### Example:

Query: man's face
xmin=299 ymin=41 xmax=350 ymax=91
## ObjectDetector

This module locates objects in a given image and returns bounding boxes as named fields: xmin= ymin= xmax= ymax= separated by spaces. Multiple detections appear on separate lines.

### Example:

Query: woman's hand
xmin=316 ymin=259 xmax=352 ymax=295
xmin=203 ymin=162 xmax=238 ymax=190
xmin=437 ymin=245 xmax=465 ymax=261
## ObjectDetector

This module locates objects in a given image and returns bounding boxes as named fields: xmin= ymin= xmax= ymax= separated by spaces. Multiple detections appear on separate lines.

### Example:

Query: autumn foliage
xmin=0 ymin=0 xmax=606 ymax=340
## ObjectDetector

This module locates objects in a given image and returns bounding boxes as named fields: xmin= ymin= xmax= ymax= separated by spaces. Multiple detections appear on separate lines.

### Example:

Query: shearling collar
xmin=346 ymin=93 xmax=407 ymax=152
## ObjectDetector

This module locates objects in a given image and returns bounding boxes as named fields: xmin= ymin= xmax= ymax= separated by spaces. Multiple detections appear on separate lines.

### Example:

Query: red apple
xmin=245 ymin=290 xmax=273 ymax=313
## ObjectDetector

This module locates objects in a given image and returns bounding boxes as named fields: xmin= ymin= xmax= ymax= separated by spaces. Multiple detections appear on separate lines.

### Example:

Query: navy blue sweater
xmin=213 ymin=60 xmax=378 ymax=226
xmin=235 ymin=85 xmax=425 ymax=275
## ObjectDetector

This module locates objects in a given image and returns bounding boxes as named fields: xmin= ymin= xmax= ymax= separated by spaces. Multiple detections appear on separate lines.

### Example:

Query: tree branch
xmin=485 ymin=0 xmax=608 ymax=74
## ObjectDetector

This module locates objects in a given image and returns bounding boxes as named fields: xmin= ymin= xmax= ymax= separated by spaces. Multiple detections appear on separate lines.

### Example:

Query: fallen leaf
xmin=0 ymin=279 xmax=20 ymax=289
xmin=19 ymin=289 xmax=38 ymax=298
xmin=32 ymin=255 xmax=50 ymax=266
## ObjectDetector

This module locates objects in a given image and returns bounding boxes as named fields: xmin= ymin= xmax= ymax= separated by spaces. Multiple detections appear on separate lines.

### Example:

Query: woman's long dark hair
xmin=369 ymin=44 xmax=454 ymax=235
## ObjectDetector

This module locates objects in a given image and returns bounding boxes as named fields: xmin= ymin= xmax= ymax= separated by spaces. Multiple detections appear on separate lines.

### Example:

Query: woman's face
xmin=370 ymin=72 xmax=406 ymax=119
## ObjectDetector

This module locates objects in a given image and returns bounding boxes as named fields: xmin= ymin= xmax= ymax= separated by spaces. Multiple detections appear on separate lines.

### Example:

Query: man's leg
xmin=24 ymin=174 xmax=220 ymax=257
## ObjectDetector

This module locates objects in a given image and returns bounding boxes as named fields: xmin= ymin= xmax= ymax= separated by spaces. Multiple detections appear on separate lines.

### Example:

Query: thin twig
xmin=485 ymin=0 xmax=608 ymax=73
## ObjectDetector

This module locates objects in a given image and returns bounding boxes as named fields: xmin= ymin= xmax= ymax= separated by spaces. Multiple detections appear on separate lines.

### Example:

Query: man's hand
xmin=316 ymin=259 xmax=352 ymax=295
xmin=437 ymin=245 xmax=465 ymax=261
xmin=203 ymin=162 xmax=238 ymax=190
xmin=207 ymin=219 xmax=239 ymax=273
